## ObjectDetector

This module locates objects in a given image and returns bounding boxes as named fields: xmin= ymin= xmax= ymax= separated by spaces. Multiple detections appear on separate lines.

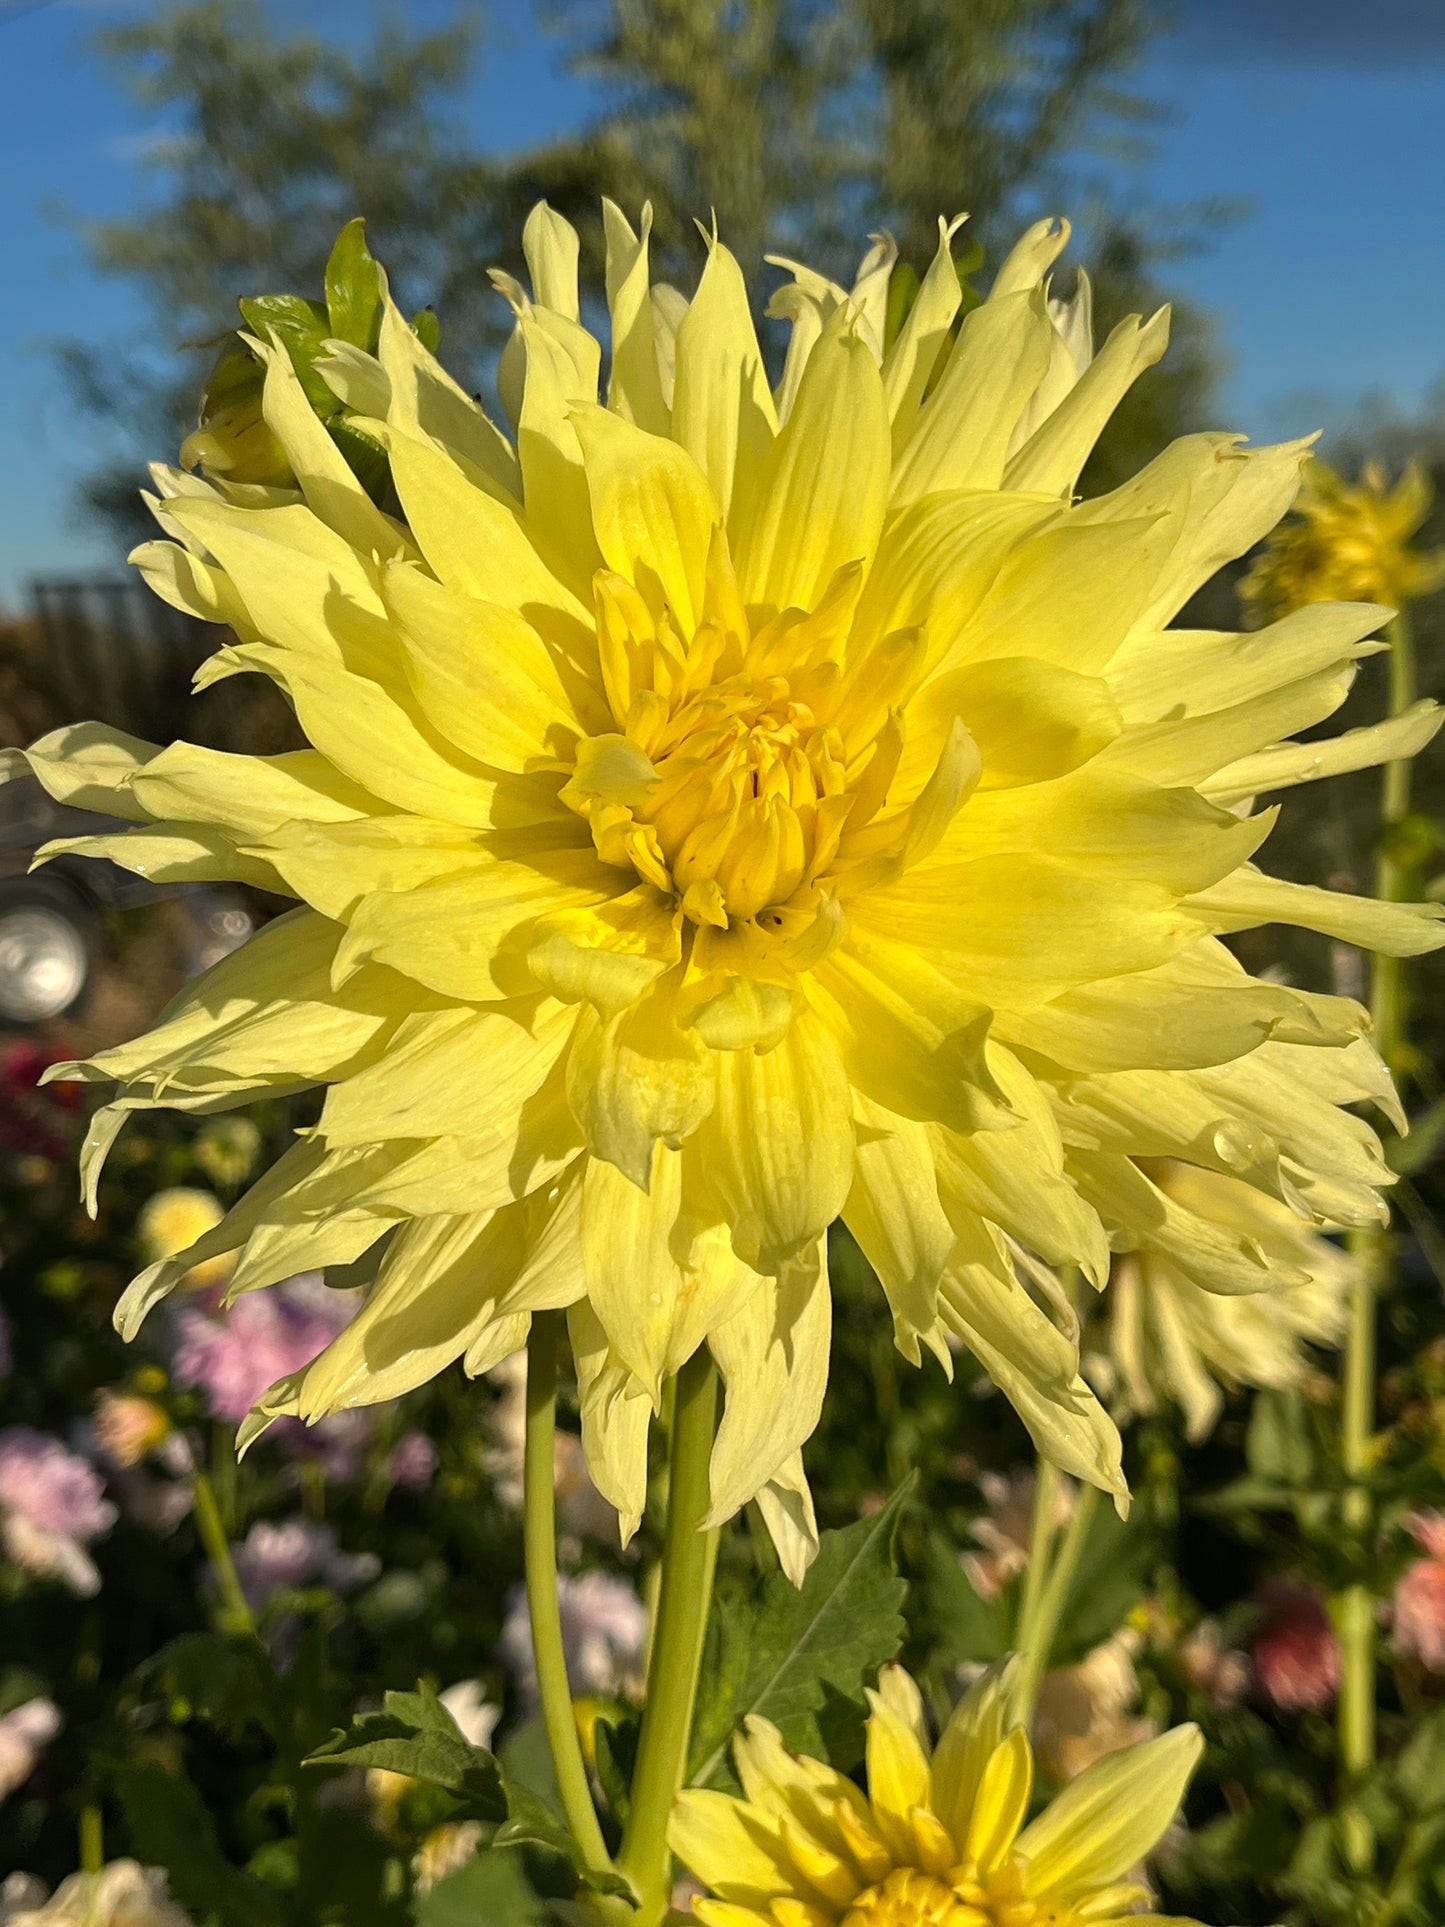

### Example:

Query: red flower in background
xmin=0 ymin=1040 xmax=83 ymax=1162
xmin=1251 ymin=1579 xmax=1341 ymax=1712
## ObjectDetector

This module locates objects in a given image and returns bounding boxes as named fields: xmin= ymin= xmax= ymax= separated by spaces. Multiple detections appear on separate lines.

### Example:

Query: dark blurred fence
xmin=29 ymin=578 xmax=216 ymax=743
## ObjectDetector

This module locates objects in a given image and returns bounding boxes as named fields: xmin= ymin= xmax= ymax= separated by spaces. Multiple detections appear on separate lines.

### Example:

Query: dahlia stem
xmin=618 ymin=1346 xmax=720 ymax=1927
xmin=524 ymin=1312 xmax=618 ymax=1888
xmin=1338 ymin=606 xmax=1416 ymax=1863
xmin=1013 ymin=1473 xmax=1100 ymax=1726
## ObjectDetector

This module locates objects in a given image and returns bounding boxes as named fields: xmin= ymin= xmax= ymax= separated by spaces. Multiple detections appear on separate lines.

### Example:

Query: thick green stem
xmin=524 ymin=1313 xmax=617 ymax=1886
xmin=619 ymin=1347 xmax=720 ymax=1927
xmin=1338 ymin=608 xmax=1416 ymax=1864
xmin=1013 ymin=1478 xmax=1101 ymax=1725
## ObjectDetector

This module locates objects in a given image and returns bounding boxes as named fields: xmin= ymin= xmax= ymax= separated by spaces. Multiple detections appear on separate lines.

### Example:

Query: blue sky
xmin=0 ymin=0 xmax=1443 ymax=608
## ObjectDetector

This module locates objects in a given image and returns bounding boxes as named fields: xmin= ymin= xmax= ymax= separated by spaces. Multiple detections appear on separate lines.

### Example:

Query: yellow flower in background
xmin=1242 ymin=457 xmax=1445 ymax=618
xmin=670 ymin=1660 xmax=1203 ymax=1927
xmin=1105 ymin=1159 xmax=1353 ymax=1442
xmin=134 ymin=1187 xmax=232 ymax=1292
xmin=8 ymin=202 xmax=1445 ymax=1574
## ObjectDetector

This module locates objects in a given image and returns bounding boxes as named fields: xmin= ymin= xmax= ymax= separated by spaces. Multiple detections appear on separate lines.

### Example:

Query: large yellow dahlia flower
xmin=9 ymin=204 xmax=1444 ymax=1570
xmin=669 ymin=1659 xmax=1203 ymax=1926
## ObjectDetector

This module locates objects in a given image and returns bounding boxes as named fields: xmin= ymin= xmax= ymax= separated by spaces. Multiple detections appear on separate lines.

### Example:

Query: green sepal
xmin=238 ymin=292 xmax=338 ymax=415
xmin=325 ymin=217 xmax=384 ymax=351
xmin=328 ymin=415 xmax=391 ymax=504
xmin=410 ymin=306 xmax=441 ymax=353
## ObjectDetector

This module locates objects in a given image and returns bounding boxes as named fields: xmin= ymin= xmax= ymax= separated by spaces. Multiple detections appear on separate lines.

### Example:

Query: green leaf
xmin=305 ymin=1684 xmax=506 ymax=1814
xmin=688 ymin=1476 xmax=912 ymax=1790
xmin=325 ymin=217 xmax=383 ymax=350
xmin=493 ymin=1787 xmax=634 ymax=1902
xmin=142 ymin=1630 xmax=277 ymax=1740
xmin=413 ymin=1848 xmax=543 ymax=1927
xmin=1396 ymin=1707 xmax=1445 ymax=1813
xmin=116 ymin=1763 xmax=283 ymax=1927
xmin=1050 ymin=1499 xmax=1155 ymax=1665
xmin=919 ymin=1531 xmax=1009 ymax=1666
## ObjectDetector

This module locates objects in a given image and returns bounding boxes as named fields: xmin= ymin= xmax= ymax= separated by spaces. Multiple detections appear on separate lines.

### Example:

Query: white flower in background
xmin=411 ymin=1822 xmax=485 ymax=1894
xmin=1107 ymin=1161 xmax=1352 ymax=1442
xmin=1034 ymin=1628 xmax=1157 ymax=1784
xmin=0 ymin=1862 xmax=192 ymax=1925
xmin=962 ymin=1467 xmax=1076 ymax=1600
xmin=0 ymin=1699 xmax=60 ymax=1800
xmin=499 ymin=1571 xmax=648 ymax=1706
xmin=1179 ymin=1618 xmax=1251 ymax=1710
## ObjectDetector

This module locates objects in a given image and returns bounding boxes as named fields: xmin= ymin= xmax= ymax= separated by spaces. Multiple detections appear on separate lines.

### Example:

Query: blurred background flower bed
xmin=4 ymin=2 xmax=1445 ymax=1924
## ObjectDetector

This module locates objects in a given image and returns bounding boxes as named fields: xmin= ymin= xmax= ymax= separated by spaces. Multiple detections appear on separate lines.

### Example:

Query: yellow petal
xmin=672 ymin=234 xmax=778 ymax=515
xmin=863 ymin=1683 xmax=933 ymax=1863
xmin=694 ymin=1004 xmax=853 ymax=1272
xmin=601 ymin=199 xmax=670 ymax=434
xmin=730 ymin=310 xmax=890 ymax=616
xmin=573 ymin=403 xmax=717 ymax=635
xmin=930 ymin=1658 xmax=1020 ymax=1847
xmin=382 ymin=560 xmax=584 ymax=770
xmin=1004 ymin=306 xmax=1171 ymax=497
xmin=844 ymin=1093 xmax=955 ymax=1364
xmin=890 ymin=288 xmax=1053 ymax=504
xmin=568 ymin=1298 xmax=652 ymax=1541
xmin=1014 ymin=1725 xmax=1202 ymax=1904
xmin=706 ymin=1249 xmax=829 ymax=1526
xmin=962 ymin=1726 xmax=1033 ymax=1873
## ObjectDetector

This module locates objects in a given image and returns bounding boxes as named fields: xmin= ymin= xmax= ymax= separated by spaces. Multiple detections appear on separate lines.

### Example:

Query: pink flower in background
xmin=387 ymin=1433 xmax=437 ymax=1491
xmin=171 ymin=1276 xmax=370 ymax=1474
xmin=0 ymin=1427 xmax=116 ymax=1597
xmin=1251 ymin=1579 xmax=1341 ymax=1712
xmin=171 ymin=1275 xmax=355 ymax=1421
xmin=499 ymin=1571 xmax=648 ymax=1706
xmin=231 ymin=1518 xmax=380 ymax=1612
xmin=0 ymin=1698 xmax=60 ymax=1799
xmin=1392 ymin=1510 xmax=1445 ymax=1672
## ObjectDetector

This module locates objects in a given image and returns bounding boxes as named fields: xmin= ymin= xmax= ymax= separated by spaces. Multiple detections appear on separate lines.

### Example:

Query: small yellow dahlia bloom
xmin=1106 ymin=1159 xmax=1352 ymax=1441
xmin=670 ymin=1660 xmax=1202 ymax=1926
xmin=1242 ymin=457 xmax=1445 ymax=617
xmin=8 ymin=203 xmax=1444 ymax=1570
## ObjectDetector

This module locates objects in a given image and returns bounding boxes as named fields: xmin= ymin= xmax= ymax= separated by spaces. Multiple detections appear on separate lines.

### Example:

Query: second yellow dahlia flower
xmin=9 ymin=203 xmax=1443 ymax=1571
xmin=670 ymin=1659 xmax=1203 ymax=1926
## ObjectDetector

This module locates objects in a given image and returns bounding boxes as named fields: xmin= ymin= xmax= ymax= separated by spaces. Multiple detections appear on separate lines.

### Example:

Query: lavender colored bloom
xmin=230 ymin=1517 xmax=380 ymax=1612
xmin=0 ymin=1699 xmax=60 ymax=1800
xmin=499 ymin=1571 xmax=648 ymax=1706
xmin=387 ymin=1432 xmax=437 ymax=1491
xmin=171 ymin=1276 xmax=371 ymax=1474
xmin=0 ymin=1428 xmax=116 ymax=1597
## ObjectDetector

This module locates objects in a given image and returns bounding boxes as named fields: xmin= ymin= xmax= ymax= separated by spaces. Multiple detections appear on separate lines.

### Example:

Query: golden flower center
xmin=841 ymin=1869 xmax=984 ymax=1927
